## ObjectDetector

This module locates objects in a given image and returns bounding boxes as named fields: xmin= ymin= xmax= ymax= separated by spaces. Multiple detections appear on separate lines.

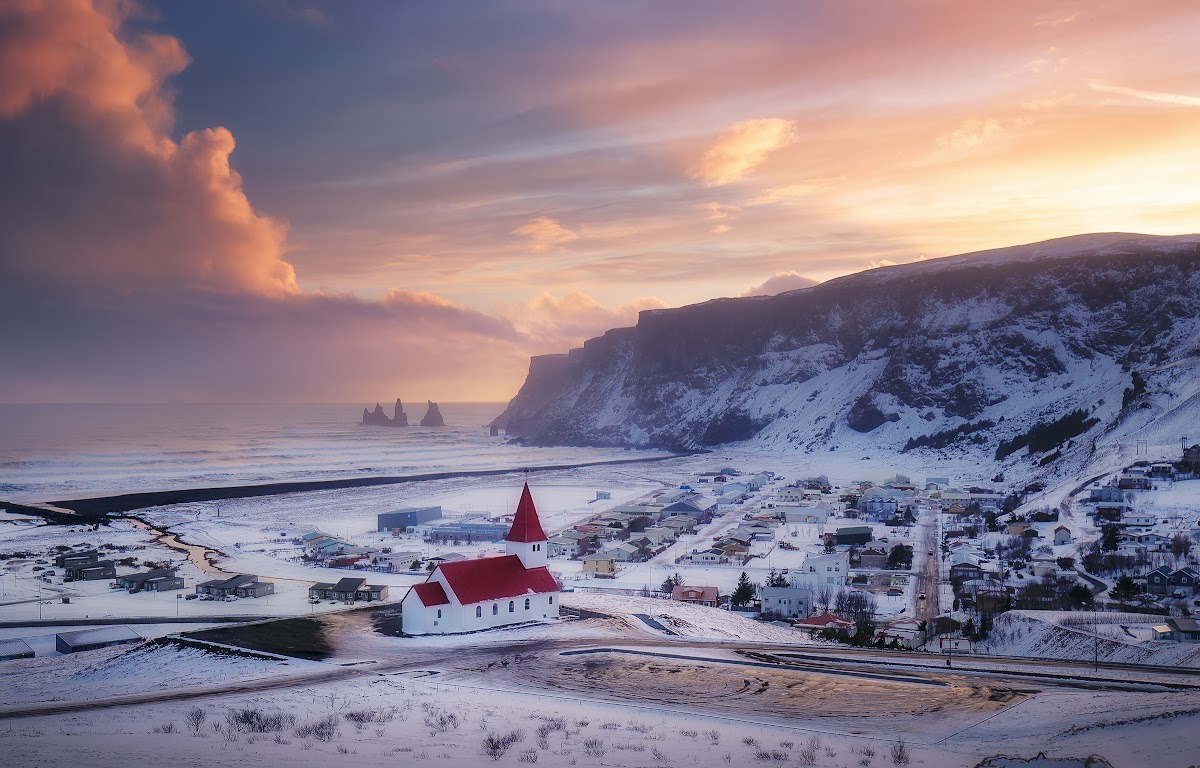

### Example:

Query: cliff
xmin=494 ymin=233 xmax=1200 ymax=472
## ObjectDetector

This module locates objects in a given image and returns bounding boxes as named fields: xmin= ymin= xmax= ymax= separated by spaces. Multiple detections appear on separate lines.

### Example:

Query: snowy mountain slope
xmin=495 ymin=233 xmax=1200 ymax=481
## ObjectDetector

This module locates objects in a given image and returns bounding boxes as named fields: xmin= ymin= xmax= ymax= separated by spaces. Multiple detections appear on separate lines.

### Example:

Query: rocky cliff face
xmin=494 ymin=234 xmax=1200 ymax=469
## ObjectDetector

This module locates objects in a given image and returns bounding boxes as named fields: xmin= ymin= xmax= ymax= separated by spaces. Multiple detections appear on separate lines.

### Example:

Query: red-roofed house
xmin=794 ymin=613 xmax=855 ymax=632
xmin=671 ymin=585 xmax=719 ymax=607
xmin=401 ymin=484 xmax=560 ymax=634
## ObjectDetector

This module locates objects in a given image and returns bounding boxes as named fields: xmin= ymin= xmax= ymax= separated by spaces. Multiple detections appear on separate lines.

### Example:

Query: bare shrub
xmin=705 ymin=729 xmax=721 ymax=745
xmin=681 ymin=729 xmax=698 ymax=739
xmin=295 ymin=714 xmax=340 ymax=742
xmin=891 ymin=738 xmax=911 ymax=766
xmin=796 ymin=747 xmax=817 ymax=766
xmin=273 ymin=733 xmax=291 ymax=745
xmin=225 ymin=708 xmax=296 ymax=733
xmin=575 ymin=719 xmax=589 ymax=728
xmin=518 ymin=748 xmax=539 ymax=763
xmin=424 ymin=709 xmax=461 ymax=734
xmin=483 ymin=730 xmax=525 ymax=761
xmin=861 ymin=746 xmax=876 ymax=758
xmin=537 ymin=738 xmax=549 ymax=750
xmin=184 ymin=707 xmax=207 ymax=735
xmin=336 ymin=745 xmax=356 ymax=754
xmin=537 ymin=718 xmax=566 ymax=738
xmin=583 ymin=737 xmax=606 ymax=757
xmin=345 ymin=708 xmax=395 ymax=725
xmin=755 ymin=749 xmax=772 ymax=760
xmin=613 ymin=742 xmax=646 ymax=752
xmin=651 ymin=746 xmax=669 ymax=762
xmin=600 ymin=722 xmax=620 ymax=730
xmin=780 ymin=740 xmax=794 ymax=749
xmin=743 ymin=736 xmax=759 ymax=747
xmin=807 ymin=736 xmax=822 ymax=750
xmin=153 ymin=722 xmax=177 ymax=734
xmin=626 ymin=720 xmax=652 ymax=733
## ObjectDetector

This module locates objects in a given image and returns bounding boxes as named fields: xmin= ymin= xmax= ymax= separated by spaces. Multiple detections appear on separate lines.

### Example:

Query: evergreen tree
xmin=765 ymin=568 xmax=789 ymax=588
xmin=1100 ymin=523 xmax=1121 ymax=552
xmin=732 ymin=572 xmax=756 ymax=606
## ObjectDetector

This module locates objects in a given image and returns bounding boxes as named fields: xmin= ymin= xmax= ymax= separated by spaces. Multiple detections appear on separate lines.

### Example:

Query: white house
xmin=1053 ymin=526 xmax=1072 ymax=546
xmin=790 ymin=552 xmax=849 ymax=589
xmin=401 ymin=484 xmax=560 ymax=635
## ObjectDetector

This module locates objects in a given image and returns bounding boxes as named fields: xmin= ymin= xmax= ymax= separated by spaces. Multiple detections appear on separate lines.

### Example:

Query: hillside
xmin=495 ymin=233 xmax=1200 ymax=480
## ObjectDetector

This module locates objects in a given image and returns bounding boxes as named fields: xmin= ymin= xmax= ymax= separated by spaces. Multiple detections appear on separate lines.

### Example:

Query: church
xmin=400 ymin=483 xmax=560 ymax=634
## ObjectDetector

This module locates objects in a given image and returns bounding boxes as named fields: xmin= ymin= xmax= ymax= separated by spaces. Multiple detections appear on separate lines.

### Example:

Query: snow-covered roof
xmin=56 ymin=626 xmax=141 ymax=648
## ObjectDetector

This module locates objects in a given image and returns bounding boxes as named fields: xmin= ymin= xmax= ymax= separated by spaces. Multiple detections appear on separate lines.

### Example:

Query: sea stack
xmin=362 ymin=403 xmax=392 ymax=426
xmin=420 ymin=401 xmax=445 ymax=426
xmin=489 ymin=424 xmax=499 ymax=437
xmin=393 ymin=398 xmax=409 ymax=426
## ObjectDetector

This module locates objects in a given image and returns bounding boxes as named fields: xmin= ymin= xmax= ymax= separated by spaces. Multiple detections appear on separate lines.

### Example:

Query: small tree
xmin=184 ymin=706 xmax=207 ymax=735
xmin=661 ymin=572 xmax=683 ymax=594
xmin=1100 ymin=523 xmax=1120 ymax=552
xmin=731 ymin=572 xmax=756 ymax=607
xmin=1170 ymin=533 xmax=1193 ymax=562
xmin=1068 ymin=584 xmax=1094 ymax=609
xmin=1111 ymin=575 xmax=1137 ymax=606
xmin=765 ymin=568 xmax=788 ymax=588
xmin=409 ymin=558 xmax=422 ymax=571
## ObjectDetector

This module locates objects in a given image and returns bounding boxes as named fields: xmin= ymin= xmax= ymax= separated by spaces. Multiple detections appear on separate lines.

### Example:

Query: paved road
xmin=914 ymin=506 xmax=940 ymax=623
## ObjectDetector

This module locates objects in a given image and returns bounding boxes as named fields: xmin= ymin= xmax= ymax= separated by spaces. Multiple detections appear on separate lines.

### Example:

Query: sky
xmin=2 ymin=0 xmax=1199 ymax=403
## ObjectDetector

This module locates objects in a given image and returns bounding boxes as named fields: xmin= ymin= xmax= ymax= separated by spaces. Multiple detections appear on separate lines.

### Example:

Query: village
xmin=4 ymin=444 xmax=1200 ymax=662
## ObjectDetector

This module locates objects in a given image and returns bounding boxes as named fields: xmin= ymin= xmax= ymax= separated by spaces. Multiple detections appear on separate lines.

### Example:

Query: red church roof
xmin=411 ymin=581 xmax=450 ymax=607
xmin=438 ymin=554 xmax=558 ymax=605
xmin=506 ymin=483 xmax=547 ymax=543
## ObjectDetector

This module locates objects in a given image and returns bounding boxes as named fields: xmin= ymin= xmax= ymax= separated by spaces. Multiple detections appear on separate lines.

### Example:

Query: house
xmin=794 ymin=613 xmax=855 ymax=632
xmin=581 ymin=553 xmax=617 ymax=577
xmin=195 ymin=574 xmax=274 ymax=599
xmin=1170 ymin=567 xmax=1200 ymax=596
xmin=790 ymin=552 xmax=849 ymax=589
xmin=1030 ymin=557 xmax=1058 ymax=578
xmin=309 ymin=578 xmax=388 ymax=602
xmin=1121 ymin=514 xmax=1156 ymax=528
xmin=401 ymin=484 xmax=560 ymax=635
xmin=681 ymin=549 xmax=728 ymax=565
xmin=1089 ymin=483 xmax=1125 ymax=503
xmin=782 ymin=504 xmax=830 ymax=524
xmin=1164 ymin=617 xmax=1200 ymax=643
xmin=1117 ymin=475 xmax=1152 ymax=491
xmin=1054 ymin=526 xmax=1072 ymax=546
xmin=606 ymin=542 xmax=641 ymax=562
xmin=759 ymin=587 xmax=812 ymax=618
xmin=0 ymin=637 xmax=35 ymax=661
xmin=1144 ymin=565 xmax=1174 ymax=594
xmin=425 ymin=520 xmax=510 ymax=543
xmin=671 ymin=585 xmax=719 ymax=607
xmin=55 ymin=626 xmax=142 ymax=654
xmin=595 ymin=491 xmax=611 ymax=501
xmin=660 ymin=499 xmax=713 ymax=522
xmin=547 ymin=536 xmax=579 ymax=558
xmin=55 ymin=550 xmax=116 ymax=581
xmin=377 ymin=551 xmax=421 ymax=570
xmin=376 ymin=506 xmax=442 ymax=533
xmin=1007 ymin=522 xmax=1032 ymax=536
xmin=114 ymin=567 xmax=184 ymax=592
xmin=660 ymin=516 xmax=697 ymax=535
xmin=1121 ymin=531 xmax=1171 ymax=551
xmin=641 ymin=526 xmax=675 ymax=546
xmin=831 ymin=525 xmax=872 ymax=546
xmin=876 ymin=618 xmax=924 ymax=649
xmin=950 ymin=562 xmax=984 ymax=583
xmin=857 ymin=548 xmax=889 ymax=569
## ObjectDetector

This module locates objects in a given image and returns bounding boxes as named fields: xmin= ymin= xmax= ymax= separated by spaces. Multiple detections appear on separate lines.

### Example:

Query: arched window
xmin=476 ymin=606 xmax=482 ymax=618
xmin=492 ymin=603 xmax=498 ymax=615
xmin=508 ymin=600 xmax=515 ymax=613
xmin=524 ymin=598 xmax=530 ymax=610
xmin=437 ymin=609 xmax=442 ymax=619
xmin=548 ymin=595 xmax=554 ymax=605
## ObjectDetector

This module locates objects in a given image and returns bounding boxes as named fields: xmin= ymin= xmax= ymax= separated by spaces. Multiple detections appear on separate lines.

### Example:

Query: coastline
xmin=6 ymin=452 xmax=692 ymax=519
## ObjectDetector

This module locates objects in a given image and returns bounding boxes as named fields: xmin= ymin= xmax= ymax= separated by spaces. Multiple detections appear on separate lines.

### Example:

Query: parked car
xmin=185 ymin=594 xmax=199 ymax=600
xmin=918 ymin=592 xmax=927 ymax=600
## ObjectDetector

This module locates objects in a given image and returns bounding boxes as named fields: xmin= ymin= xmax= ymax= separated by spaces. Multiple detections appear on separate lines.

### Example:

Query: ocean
xmin=0 ymin=403 xmax=636 ymax=504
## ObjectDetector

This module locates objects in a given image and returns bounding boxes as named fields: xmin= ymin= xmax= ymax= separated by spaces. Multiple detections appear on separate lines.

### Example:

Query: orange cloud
xmin=1088 ymin=81 xmax=1200 ymax=107
xmin=511 ymin=215 xmax=579 ymax=251
xmin=0 ymin=0 xmax=297 ymax=298
xmin=689 ymin=118 xmax=797 ymax=187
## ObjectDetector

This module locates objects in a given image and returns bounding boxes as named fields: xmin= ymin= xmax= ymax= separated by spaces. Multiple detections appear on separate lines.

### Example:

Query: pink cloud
xmin=739 ymin=271 xmax=820 ymax=297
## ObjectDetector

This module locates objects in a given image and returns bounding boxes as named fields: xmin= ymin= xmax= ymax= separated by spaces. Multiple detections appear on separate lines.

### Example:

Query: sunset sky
xmin=2 ymin=0 xmax=1199 ymax=403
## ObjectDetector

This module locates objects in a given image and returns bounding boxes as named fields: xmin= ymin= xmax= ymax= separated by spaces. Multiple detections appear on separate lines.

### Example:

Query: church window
xmin=437 ymin=609 xmax=442 ymax=619
xmin=476 ymin=606 xmax=482 ymax=618
xmin=524 ymin=598 xmax=530 ymax=610
xmin=492 ymin=603 xmax=498 ymax=615
xmin=508 ymin=600 xmax=515 ymax=612
xmin=548 ymin=596 xmax=553 ymax=605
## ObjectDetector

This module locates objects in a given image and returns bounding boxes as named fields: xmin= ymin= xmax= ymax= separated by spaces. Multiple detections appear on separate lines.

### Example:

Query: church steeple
xmin=506 ymin=482 xmax=548 ymax=568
